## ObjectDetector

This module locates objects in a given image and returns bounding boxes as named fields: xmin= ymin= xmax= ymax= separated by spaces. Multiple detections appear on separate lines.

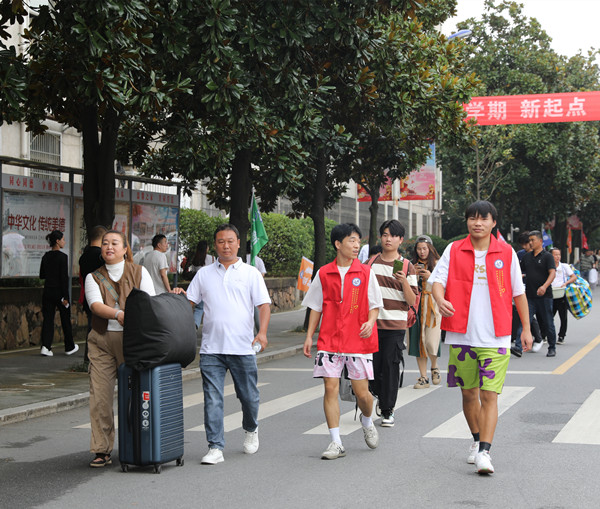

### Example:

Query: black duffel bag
xmin=123 ymin=288 xmax=197 ymax=370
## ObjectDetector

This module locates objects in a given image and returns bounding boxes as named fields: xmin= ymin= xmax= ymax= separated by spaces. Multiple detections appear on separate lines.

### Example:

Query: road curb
xmin=0 ymin=344 xmax=304 ymax=426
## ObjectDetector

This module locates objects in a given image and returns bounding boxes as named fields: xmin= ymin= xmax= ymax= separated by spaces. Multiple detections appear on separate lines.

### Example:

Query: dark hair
xmin=195 ymin=240 xmax=209 ymax=266
xmin=529 ymin=230 xmax=543 ymax=240
xmin=330 ymin=223 xmax=362 ymax=249
xmin=214 ymin=223 xmax=240 ymax=240
xmin=412 ymin=239 xmax=440 ymax=271
xmin=102 ymin=230 xmax=134 ymax=263
xmin=550 ymin=247 xmax=561 ymax=254
xmin=152 ymin=234 xmax=166 ymax=248
xmin=89 ymin=225 xmax=108 ymax=242
xmin=369 ymin=244 xmax=382 ymax=257
xmin=379 ymin=219 xmax=405 ymax=238
xmin=46 ymin=230 xmax=64 ymax=247
xmin=518 ymin=231 xmax=530 ymax=246
xmin=464 ymin=200 xmax=497 ymax=222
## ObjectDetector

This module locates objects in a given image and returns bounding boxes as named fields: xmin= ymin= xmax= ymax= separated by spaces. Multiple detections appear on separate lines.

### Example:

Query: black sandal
xmin=89 ymin=453 xmax=112 ymax=468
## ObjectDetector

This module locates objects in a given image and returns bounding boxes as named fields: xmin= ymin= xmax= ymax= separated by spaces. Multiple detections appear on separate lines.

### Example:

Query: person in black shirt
xmin=39 ymin=230 xmax=77 ymax=356
xmin=519 ymin=231 xmax=557 ymax=357
xmin=78 ymin=225 xmax=108 ymax=361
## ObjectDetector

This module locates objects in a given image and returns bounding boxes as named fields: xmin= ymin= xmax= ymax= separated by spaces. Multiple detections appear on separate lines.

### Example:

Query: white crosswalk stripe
xmin=72 ymin=382 xmax=268 ymax=429
xmin=304 ymin=385 xmax=441 ymax=436
xmin=424 ymin=386 xmax=534 ymax=439
xmin=553 ymin=389 xmax=600 ymax=445
xmin=188 ymin=385 xmax=323 ymax=432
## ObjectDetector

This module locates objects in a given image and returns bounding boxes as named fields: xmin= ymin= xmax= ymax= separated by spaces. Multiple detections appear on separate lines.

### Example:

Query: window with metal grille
xmin=30 ymin=132 xmax=60 ymax=180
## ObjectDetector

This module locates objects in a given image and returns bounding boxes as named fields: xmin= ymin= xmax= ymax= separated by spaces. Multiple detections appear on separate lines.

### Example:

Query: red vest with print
xmin=317 ymin=258 xmax=378 ymax=354
xmin=441 ymin=235 xmax=514 ymax=337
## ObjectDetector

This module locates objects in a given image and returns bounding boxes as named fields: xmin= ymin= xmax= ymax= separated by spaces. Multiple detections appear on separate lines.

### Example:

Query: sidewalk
xmin=0 ymin=308 xmax=307 ymax=425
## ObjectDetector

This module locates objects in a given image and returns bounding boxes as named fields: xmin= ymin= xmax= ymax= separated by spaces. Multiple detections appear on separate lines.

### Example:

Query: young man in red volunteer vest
xmin=430 ymin=201 xmax=532 ymax=475
xmin=303 ymin=223 xmax=383 ymax=460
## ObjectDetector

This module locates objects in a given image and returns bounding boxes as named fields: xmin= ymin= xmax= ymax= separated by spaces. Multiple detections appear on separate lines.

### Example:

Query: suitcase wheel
xmin=176 ymin=458 xmax=184 ymax=467
xmin=154 ymin=464 xmax=162 ymax=474
xmin=121 ymin=463 xmax=129 ymax=473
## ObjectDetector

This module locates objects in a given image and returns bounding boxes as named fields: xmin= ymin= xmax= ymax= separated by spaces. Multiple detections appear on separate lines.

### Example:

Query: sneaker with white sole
xmin=243 ymin=430 xmax=259 ymax=454
xmin=321 ymin=441 xmax=346 ymax=460
xmin=40 ymin=346 xmax=53 ymax=357
xmin=201 ymin=448 xmax=224 ymax=465
xmin=381 ymin=411 xmax=395 ymax=428
xmin=531 ymin=341 xmax=543 ymax=353
xmin=66 ymin=344 xmax=79 ymax=356
xmin=474 ymin=450 xmax=494 ymax=474
xmin=362 ymin=423 xmax=379 ymax=449
xmin=467 ymin=441 xmax=479 ymax=464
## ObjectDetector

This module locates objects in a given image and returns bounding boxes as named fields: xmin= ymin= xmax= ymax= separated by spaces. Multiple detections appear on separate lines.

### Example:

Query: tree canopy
xmin=439 ymin=0 xmax=600 ymax=246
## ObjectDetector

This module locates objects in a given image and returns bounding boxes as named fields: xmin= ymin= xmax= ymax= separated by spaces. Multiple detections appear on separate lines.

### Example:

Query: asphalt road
xmin=1 ymin=299 xmax=599 ymax=509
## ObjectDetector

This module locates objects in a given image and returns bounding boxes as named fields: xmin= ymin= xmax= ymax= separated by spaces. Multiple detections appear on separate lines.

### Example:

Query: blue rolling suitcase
xmin=118 ymin=363 xmax=185 ymax=473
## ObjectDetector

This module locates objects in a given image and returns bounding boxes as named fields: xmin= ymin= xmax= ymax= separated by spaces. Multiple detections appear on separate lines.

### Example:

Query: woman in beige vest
xmin=408 ymin=235 xmax=442 ymax=388
xmin=84 ymin=230 xmax=155 ymax=468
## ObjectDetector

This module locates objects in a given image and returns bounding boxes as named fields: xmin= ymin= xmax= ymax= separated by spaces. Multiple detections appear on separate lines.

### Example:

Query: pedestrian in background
xmin=39 ymin=230 xmax=78 ymax=357
xmin=368 ymin=219 xmax=418 ymax=427
xmin=78 ymin=225 xmax=108 ymax=362
xmin=182 ymin=240 xmax=215 ymax=328
xmin=409 ymin=235 xmax=442 ymax=389
xmin=84 ymin=230 xmax=155 ymax=468
xmin=143 ymin=234 xmax=172 ymax=294
xmin=550 ymin=247 xmax=576 ymax=345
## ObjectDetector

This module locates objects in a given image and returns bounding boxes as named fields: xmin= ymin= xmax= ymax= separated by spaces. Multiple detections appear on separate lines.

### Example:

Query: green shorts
xmin=447 ymin=345 xmax=509 ymax=394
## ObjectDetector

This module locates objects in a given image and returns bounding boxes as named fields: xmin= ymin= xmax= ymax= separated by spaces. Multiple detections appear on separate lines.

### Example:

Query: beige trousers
xmin=88 ymin=329 xmax=124 ymax=454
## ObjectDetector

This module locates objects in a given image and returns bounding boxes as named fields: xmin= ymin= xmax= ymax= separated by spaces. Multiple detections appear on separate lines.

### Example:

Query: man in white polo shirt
xmin=183 ymin=224 xmax=271 ymax=465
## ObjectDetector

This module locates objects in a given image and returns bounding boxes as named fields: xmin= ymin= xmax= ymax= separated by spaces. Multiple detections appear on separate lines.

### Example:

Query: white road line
xmin=304 ymin=385 xmax=441 ymax=436
xmin=188 ymin=385 xmax=324 ymax=432
xmin=424 ymin=386 xmax=534 ymax=439
xmin=73 ymin=383 xmax=268 ymax=429
xmin=553 ymin=389 xmax=600 ymax=445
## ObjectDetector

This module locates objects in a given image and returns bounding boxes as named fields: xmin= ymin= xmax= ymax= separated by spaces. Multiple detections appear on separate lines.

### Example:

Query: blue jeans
xmin=528 ymin=297 xmax=556 ymax=349
xmin=193 ymin=301 xmax=204 ymax=328
xmin=200 ymin=354 xmax=259 ymax=450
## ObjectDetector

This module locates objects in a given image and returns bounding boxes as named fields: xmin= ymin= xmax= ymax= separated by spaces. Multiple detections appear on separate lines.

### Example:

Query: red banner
xmin=357 ymin=175 xmax=393 ymax=202
xmin=464 ymin=91 xmax=600 ymax=125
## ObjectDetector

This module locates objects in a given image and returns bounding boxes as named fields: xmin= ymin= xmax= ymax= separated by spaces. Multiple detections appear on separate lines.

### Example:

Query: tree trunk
xmin=368 ymin=186 xmax=380 ymax=250
xmin=229 ymin=149 xmax=253 ymax=259
xmin=303 ymin=153 xmax=328 ymax=330
xmin=81 ymin=104 xmax=119 ymax=237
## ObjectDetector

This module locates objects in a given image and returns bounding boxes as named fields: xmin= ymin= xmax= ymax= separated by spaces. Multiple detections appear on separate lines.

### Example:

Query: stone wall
xmin=0 ymin=277 xmax=302 ymax=351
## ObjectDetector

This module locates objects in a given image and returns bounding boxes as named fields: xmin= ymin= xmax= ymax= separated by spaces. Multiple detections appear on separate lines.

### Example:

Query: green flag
xmin=250 ymin=193 xmax=268 ymax=266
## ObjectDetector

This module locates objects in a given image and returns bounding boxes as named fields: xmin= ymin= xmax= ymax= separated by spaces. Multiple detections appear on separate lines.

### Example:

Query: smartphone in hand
xmin=393 ymin=259 xmax=404 ymax=274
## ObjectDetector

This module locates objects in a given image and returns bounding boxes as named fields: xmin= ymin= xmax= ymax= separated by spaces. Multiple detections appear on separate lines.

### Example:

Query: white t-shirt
xmin=84 ymin=260 xmax=155 ymax=332
xmin=143 ymin=249 xmax=169 ymax=294
xmin=429 ymin=242 xmax=524 ymax=348
xmin=246 ymin=254 xmax=267 ymax=275
xmin=302 ymin=264 xmax=383 ymax=358
xmin=186 ymin=258 xmax=271 ymax=355
xmin=552 ymin=262 xmax=574 ymax=288
xmin=186 ymin=254 xmax=215 ymax=275
xmin=358 ymin=244 xmax=370 ymax=263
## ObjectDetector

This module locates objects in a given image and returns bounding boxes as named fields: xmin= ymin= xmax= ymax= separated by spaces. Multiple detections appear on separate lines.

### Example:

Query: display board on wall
xmin=400 ymin=144 xmax=436 ymax=201
xmin=1 ymin=175 xmax=71 ymax=277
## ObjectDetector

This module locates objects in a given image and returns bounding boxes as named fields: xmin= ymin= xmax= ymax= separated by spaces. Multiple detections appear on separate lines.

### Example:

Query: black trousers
xmin=553 ymin=296 xmax=568 ymax=339
xmin=41 ymin=288 xmax=75 ymax=351
xmin=371 ymin=329 xmax=405 ymax=413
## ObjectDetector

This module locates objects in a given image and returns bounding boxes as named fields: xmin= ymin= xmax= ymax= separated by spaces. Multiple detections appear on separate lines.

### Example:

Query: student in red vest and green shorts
xmin=430 ymin=201 xmax=532 ymax=475
xmin=303 ymin=223 xmax=383 ymax=460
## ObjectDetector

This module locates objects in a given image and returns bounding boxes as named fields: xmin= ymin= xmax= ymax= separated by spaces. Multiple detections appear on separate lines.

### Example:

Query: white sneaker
xmin=321 ymin=441 xmax=346 ymax=460
xmin=362 ymin=423 xmax=379 ymax=449
xmin=65 ymin=344 xmax=79 ymax=356
xmin=474 ymin=450 xmax=494 ymax=474
xmin=40 ymin=346 xmax=53 ymax=357
xmin=201 ymin=448 xmax=224 ymax=465
xmin=243 ymin=430 xmax=259 ymax=454
xmin=531 ymin=341 xmax=543 ymax=353
xmin=467 ymin=441 xmax=479 ymax=464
